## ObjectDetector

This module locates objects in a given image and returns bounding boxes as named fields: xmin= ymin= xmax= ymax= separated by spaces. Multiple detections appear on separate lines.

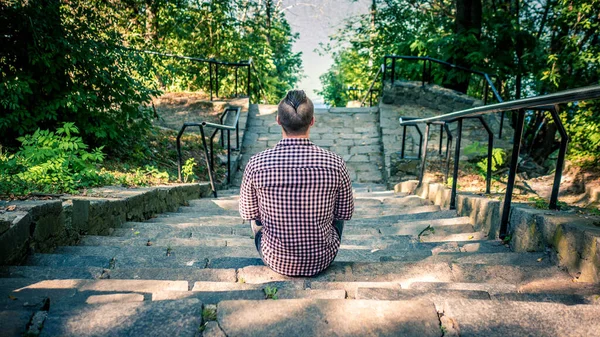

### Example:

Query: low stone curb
xmin=394 ymin=180 xmax=600 ymax=283
xmin=0 ymin=183 xmax=212 ymax=265
xmin=394 ymin=181 xmax=501 ymax=239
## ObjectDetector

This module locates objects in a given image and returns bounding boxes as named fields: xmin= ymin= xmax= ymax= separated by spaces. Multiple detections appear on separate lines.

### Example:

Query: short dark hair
xmin=277 ymin=90 xmax=314 ymax=135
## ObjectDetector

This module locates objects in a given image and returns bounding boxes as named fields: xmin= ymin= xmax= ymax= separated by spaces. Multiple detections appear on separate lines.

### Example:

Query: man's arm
xmin=334 ymin=162 xmax=354 ymax=220
xmin=239 ymin=163 xmax=259 ymax=220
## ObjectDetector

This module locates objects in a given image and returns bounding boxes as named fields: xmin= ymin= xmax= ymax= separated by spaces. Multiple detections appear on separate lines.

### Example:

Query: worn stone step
xmin=146 ymin=214 xmax=243 ymax=225
xmin=0 ymin=310 xmax=37 ymax=337
xmin=100 ymin=267 xmax=236 ymax=282
xmin=214 ymin=299 xmax=441 ymax=337
xmin=1 ymin=266 xmax=104 ymax=280
xmin=152 ymin=288 xmax=346 ymax=304
xmin=350 ymin=209 xmax=457 ymax=225
xmin=41 ymin=298 xmax=201 ymax=337
xmin=414 ymin=240 xmax=511 ymax=255
xmin=111 ymin=225 xmax=252 ymax=238
xmin=142 ymin=282 xmax=345 ymax=304
xmin=383 ymin=252 xmax=551 ymax=267
xmin=307 ymin=281 xmax=401 ymax=299
xmin=419 ymin=231 xmax=487 ymax=242
xmin=377 ymin=217 xmax=474 ymax=236
xmin=83 ymin=234 xmax=401 ymax=250
xmin=78 ymin=235 xmax=230 ymax=248
xmin=349 ymin=215 xmax=471 ymax=229
xmin=353 ymin=191 xmax=398 ymax=199
xmin=352 ymin=205 xmax=442 ymax=219
xmin=52 ymin=244 xmax=437 ymax=265
xmin=235 ymin=259 xmax=572 ymax=287
xmin=357 ymin=286 xmax=596 ymax=307
xmin=407 ymin=281 xmax=518 ymax=295
xmin=441 ymin=299 xmax=600 ymax=337
xmin=357 ymin=287 xmax=490 ymax=307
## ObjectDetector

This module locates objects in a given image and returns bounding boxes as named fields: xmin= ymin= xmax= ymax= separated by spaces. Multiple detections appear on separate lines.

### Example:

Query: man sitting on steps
xmin=239 ymin=90 xmax=354 ymax=277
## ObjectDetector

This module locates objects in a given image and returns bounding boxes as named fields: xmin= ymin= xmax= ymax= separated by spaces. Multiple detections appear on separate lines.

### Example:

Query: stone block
xmin=216 ymin=299 xmax=441 ymax=337
xmin=456 ymin=194 xmax=501 ymax=239
xmin=0 ymin=212 xmax=32 ymax=265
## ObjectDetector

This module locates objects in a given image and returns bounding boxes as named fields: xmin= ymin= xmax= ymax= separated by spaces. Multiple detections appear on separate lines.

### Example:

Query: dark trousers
xmin=252 ymin=220 xmax=345 ymax=258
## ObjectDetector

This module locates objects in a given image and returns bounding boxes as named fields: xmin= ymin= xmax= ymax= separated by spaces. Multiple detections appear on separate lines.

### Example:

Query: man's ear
xmin=310 ymin=116 xmax=315 ymax=126
xmin=276 ymin=115 xmax=281 ymax=125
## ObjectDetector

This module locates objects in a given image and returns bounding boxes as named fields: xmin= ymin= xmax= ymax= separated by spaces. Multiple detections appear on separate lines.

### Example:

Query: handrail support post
xmin=450 ymin=118 xmax=463 ymax=210
xmin=500 ymin=109 xmax=526 ymax=239
xmin=417 ymin=123 xmax=431 ymax=187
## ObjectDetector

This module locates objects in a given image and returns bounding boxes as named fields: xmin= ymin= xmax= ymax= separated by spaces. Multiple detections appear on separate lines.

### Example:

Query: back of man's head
xmin=277 ymin=90 xmax=314 ymax=135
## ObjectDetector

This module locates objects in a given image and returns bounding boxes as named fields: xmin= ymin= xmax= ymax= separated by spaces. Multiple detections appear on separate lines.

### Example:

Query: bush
xmin=0 ymin=123 xmax=112 ymax=195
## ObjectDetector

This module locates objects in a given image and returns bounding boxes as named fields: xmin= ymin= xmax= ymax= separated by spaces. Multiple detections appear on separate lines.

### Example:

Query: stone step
xmin=356 ymin=283 xmax=598 ymax=307
xmin=146 ymin=214 xmax=243 ymax=225
xmin=307 ymin=281 xmax=401 ymax=299
xmin=352 ymin=205 xmax=442 ymax=219
xmin=24 ymin=253 xmax=570 ymax=286
xmin=112 ymin=222 xmax=439 ymax=240
xmin=419 ymin=231 xmax=488 ymax=242
xmin=378 ymin=217 xmax=474 ymax=236
xmin=350 ymin=208 xmax=456 ymax=225
xmin=79 ymin=235 xmax=231 ymax=248
xmin=354 ymin=215 xmax=471 ymax=228
xmin=1 ymin=266 xmax=104 ymax=280
xmin=80 ymin=234 xmax=417 ymax=249
xmin=41 ymin=298 xmax=202 ymax=337
xmin=110 ymin=225 xmax=253 ymax=238
xmin=150 ymin=282 xmax=346 ymax=304
xmin=3 ymin=278 xmax=188 ymax=293
xmin=353 ymin=191 xmax=404 ymax=200
xmin=51 ymin=244 xmax=432 ymax=266
xmin=441 ymin=299 xmax=600 ymax=337
xmin=213 ymin=299 xmax=441 ymax=337
xmin=234 ymin=259 xmax=572 ymax=286
xmin=0 ymin=310 xmax=36 ymax=337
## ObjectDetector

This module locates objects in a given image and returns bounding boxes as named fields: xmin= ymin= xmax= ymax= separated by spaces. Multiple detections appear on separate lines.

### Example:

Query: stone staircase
xmin=2 ymin=104 xmax=599 ymax=336
xmin=2 ymin=185 xmax=599 ymax=336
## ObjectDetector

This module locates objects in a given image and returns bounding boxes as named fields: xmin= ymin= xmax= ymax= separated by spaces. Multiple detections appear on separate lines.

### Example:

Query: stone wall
xmin=0 ymin=183 xmax=212 ymax=265
xmin=380 ymin=81 xmax=514 ymax=183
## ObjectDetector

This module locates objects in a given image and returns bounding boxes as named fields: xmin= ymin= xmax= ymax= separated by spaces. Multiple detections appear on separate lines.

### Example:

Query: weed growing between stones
xmin=264 ymin=286 xmax=278 ymax=300
xmin=202 ymin=307 xmax=217 ymax=322
xmin=417 ymin=225 xmax=435 ymax=242
xmin=108 ymin=257 xmax=117 ymax=269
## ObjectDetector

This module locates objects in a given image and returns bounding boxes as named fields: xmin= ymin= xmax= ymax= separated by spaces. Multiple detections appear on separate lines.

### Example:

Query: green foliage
xmin=263 ymin=286 xmax=278 ymax=300
xmin=182 ymin=158 xmax=198 ymax=183
xmin=528 ymin=197 xmax=549 ymax=210
xmin=112 ymin=166 xmax=170 ymax=187
xmin=1 ymin=0 xmax=301 ymax=163
xmin=0 ymin=123 xmax=111 ymax=195
xmin=0 ymin=0 xmax=159 ymax=151
xmin=202 ymin=307 xmax=217 ymax=322
xmin=476 ymin=149 xmax=507 ymax=174
xmin=320 ymin=0 xmax=600 ymax=161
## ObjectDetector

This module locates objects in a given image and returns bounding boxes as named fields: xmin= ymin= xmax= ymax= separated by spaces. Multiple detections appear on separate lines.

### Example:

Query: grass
xmin=202 ymin=307 xmax=217 ymax=322
xmin=264 ymin=286 xmax=278 ymax=300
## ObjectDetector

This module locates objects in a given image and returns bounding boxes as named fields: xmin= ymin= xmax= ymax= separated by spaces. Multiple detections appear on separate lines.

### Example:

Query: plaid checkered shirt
xmin=239 ymin=138 xmax=354 ymax=276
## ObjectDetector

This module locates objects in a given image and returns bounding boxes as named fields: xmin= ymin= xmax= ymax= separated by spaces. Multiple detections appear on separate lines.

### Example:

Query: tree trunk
xmin=446 ymin=0 xmax=482 ymax=93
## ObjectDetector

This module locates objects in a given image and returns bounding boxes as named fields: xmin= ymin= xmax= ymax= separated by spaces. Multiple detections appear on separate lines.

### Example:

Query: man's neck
xmin=282 ymin=131 xmax=310 ymax=139
xmin=282 ymin=134 xmax=309 ymax=139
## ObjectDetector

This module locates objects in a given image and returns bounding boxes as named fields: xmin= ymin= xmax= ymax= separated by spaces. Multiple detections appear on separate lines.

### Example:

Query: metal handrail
xmin=176 ymin=107 xmax=242 ymax=197
xmin=385 ymin=55 xmax=506 ymax=137
xmin=360 ymin=64 xmax=384 ymax=107
xmin=399 ymin=84 xmax=600 ymax=239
